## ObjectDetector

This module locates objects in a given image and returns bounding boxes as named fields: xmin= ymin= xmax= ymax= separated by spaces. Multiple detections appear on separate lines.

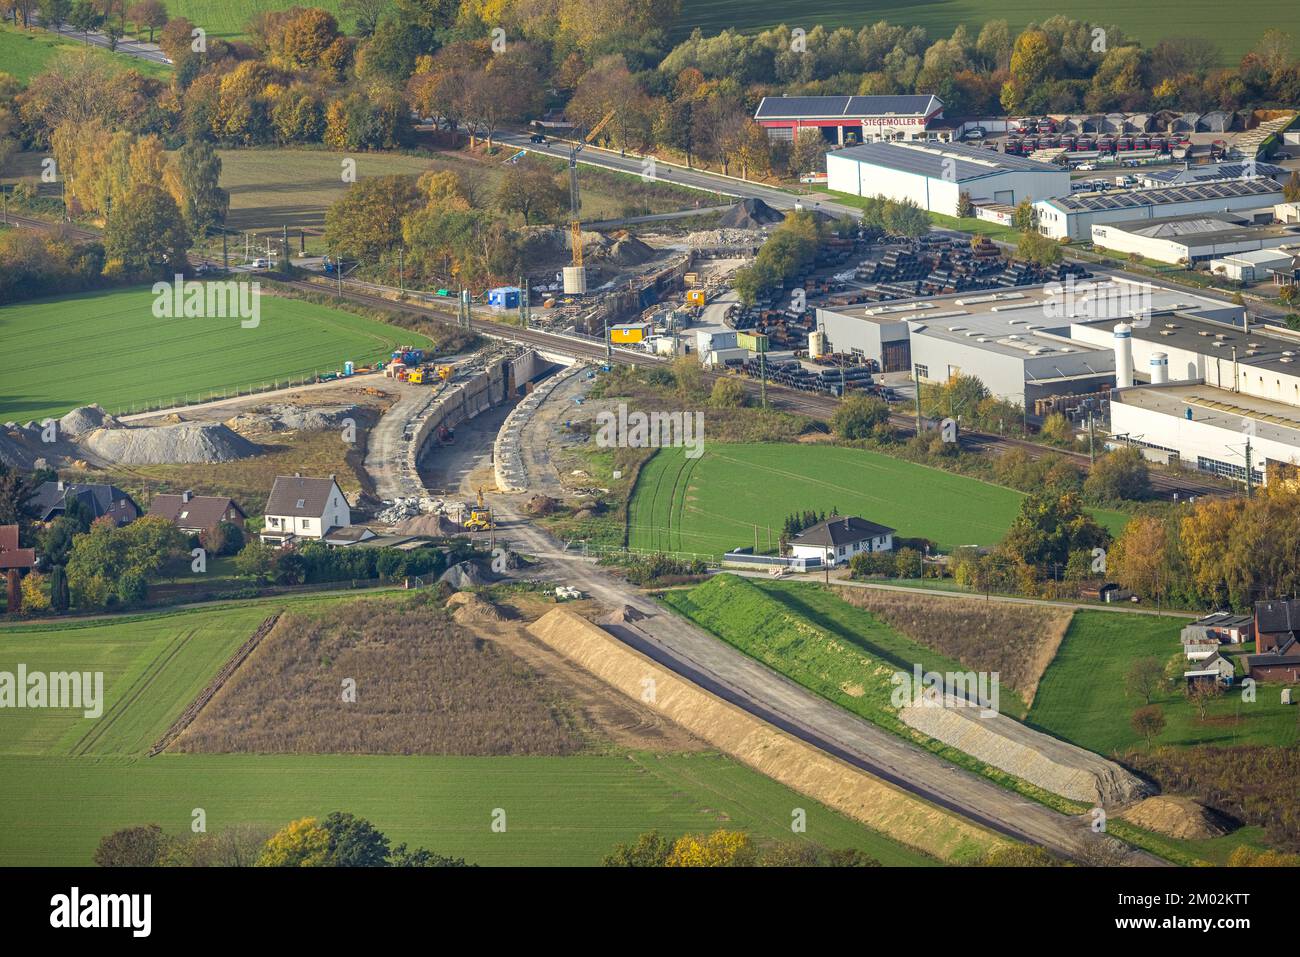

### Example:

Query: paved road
xmin=40 ymin=21 xmax=170 ymax=65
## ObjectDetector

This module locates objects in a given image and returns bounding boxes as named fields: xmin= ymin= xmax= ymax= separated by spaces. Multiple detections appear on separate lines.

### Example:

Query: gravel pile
xmin=439 ymin=560 xmax=495 ymax=589
xmin=684 ymin=228 xmax=766 ymax=247
xmin=81 ymin=422 xmax=259 ymax=465
xmin=225 ymin=404 xmax=360 ymax=434
xmin=718 ymin=198 xmax=784 ymax=229
xmin=374 ymin=496 xmax=443 ymax=524
xmin=59 ymin=405 xmax=118 ymax=437
xmin=607 ymin=234 xmax=656 ymax=265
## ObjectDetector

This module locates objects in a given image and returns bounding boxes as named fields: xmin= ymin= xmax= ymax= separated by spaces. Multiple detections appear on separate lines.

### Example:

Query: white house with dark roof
xmin=260 ymin=474 xmax=351 ymax=546
xmin=788 ymin=515 xmax=895 ymax=567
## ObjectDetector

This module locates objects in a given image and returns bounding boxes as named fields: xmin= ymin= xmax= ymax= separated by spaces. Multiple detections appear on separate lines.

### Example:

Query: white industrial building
xmin=1034 ymin=179 xmax=1284 ymax=241
xmin=826 ymin=141 xmax=1068 ymax=217
xmin=816 ymin=287 xmax=1116 ymax=406
xmin=1137 ymin=161 xmax=1288 ymax=189
xmin=1208 ymin=248 xmax=1295 ymax=283
xmin=1090 ymin=214 xmax=1300 ymax=265
xmin=754 ymin=94 xmax=946 ymax=145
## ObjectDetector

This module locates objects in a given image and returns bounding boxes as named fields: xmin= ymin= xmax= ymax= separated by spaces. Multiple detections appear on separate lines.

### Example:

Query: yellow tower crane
xmin=568 ymin=108 xmax=618 ymax=269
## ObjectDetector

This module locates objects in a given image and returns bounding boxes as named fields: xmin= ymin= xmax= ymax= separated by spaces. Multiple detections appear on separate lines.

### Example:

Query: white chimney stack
xmin=1114 ymin=322 xmax=1134 ymax=389
xmin=1149 ymin=352 xmax=1168 ymax=385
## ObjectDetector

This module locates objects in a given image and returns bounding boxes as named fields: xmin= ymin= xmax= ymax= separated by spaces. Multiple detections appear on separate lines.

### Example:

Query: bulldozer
xmin=464 ymin=488 xmax=493 ymax=532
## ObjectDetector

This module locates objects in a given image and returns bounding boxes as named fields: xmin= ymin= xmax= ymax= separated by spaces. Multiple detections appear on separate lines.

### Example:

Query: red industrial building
xmin=754 ymin=94 xmax=946 ymax=146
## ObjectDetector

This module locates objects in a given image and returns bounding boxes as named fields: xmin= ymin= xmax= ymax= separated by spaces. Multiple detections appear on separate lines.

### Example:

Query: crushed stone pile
xmin=684 ymin=228 xmax=767 ymax=247
xmin=605 ymin=604 xmax=649 ymax=624
xmin=81 ymin=422 xmax=259 ymax=465
xmin=59 ymin=405 xmax=118 ymax=437
xmin=1119 ymin=796 xmax=1231 ymax=840
xmin=375 ymin=496 xmax=445 ymax=525
xmin=718 ymin=198 xmax=784 ymax=229
xmin=225 ymin=404 xmax=360 ymax=434
xmin=900 ymin=695 xmax=1153 ymax=806
xmin=438 ymin=560 xmax=496 ymax=589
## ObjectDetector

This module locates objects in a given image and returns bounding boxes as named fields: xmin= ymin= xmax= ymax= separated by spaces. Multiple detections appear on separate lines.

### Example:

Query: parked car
xmin=529 ymin=133 xmax=546 ymax=143
xmin=1076 ymin=162 xmax=1096 ymax=171
xmin=962 ymin=127 xmax=986 ymax=141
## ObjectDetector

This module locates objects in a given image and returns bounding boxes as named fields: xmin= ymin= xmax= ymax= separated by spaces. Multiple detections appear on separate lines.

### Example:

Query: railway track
xmin=3 ymin=211 xmax=1233 ymax=498
xmin=282 ymin=274 xmax=1229 ymax=498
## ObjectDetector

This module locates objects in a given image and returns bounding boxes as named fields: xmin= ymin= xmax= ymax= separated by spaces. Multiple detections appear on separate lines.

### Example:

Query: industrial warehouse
xmin=1034 ymin=178 xmax=1285 ymax=240
xmin=825 ymin=141 xmax=1069 ymax=216
xmin=1090 ymin=212 xmax=1300 ymax=265
xmin=754 ymin=94 xmax=947 ymax=145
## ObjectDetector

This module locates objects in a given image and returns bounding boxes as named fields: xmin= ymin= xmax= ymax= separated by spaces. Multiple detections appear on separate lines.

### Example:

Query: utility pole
xmin=913 ymin=364 xmax=922 ymax=433
xmin=1088 ymin=410 xmax=1095 ymax=465
xmin=337 ymin=255 xmax=343 ymax=298
xmin=398 ymin=247 xmax=404 ymax=296
xmin=760 ymin=349 xmax=767 ymax=409
xmin=221 ymin=230 xmax=228 ymax=271
xmin=1245 ymin=438 xmax=1254 ymax=498
xmin=605 ymin=317 xmax=612 ymax=360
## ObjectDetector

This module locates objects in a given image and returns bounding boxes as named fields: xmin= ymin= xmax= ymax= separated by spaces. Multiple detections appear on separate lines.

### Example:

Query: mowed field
xmin=0 ymin=286 xmax=432 ymax=420
xmin=0 ymin=24 xmax=171 ymax=82
xmin=628 ymin=443 xmax=1128 ymax=556
xmin=0 ymin=595 xmax=933 ymax=866
xmin=162 ymin=0 xmax=346 ymax=38
xmin=675 ymin=0 xmax=1282 ymax=62
xmin=1028 ymin=611 xmax=1300 ymax=754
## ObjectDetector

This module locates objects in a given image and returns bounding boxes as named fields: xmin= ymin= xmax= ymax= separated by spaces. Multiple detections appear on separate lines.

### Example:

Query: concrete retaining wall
xmin=494 ymin=359 xmax=585 ymax=493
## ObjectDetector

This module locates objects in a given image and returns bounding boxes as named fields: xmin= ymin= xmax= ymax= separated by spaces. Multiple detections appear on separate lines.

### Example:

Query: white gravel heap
xmin=81 ymin=422 xmax=259 ymax=465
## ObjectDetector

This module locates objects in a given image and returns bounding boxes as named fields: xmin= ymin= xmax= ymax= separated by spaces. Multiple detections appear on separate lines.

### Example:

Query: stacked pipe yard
xmin=1114 ymin=322 xmax=1134 ymax=389
xmin=493 ymin=360 xmax=586 ymax=494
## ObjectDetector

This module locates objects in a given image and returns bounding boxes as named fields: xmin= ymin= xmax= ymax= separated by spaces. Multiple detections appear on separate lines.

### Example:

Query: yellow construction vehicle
xmin=465 ymin=487 xmax=493 ymax=531
xmin=408 ymin=369 xmax=425 ymax=384
xmin=436 ymin=365 xmax=454 ymax=381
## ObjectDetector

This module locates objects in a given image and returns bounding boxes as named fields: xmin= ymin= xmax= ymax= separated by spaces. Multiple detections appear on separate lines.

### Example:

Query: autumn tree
xmin=126 ymin=0 xmax=167 ymax=42
xmin=494 ymin=156 xmax=566 ymax=224
xmin=602 ymin=830 xmax=672 ymax=867
xmin=1130 ymin=705 xmax=1166 ymax=749
xmin=103 ymin=183 xmax=190 ymax=279
xmin=177 ymin=138 xmax=228 ymax=237
xmin=1125 ymin=656 xmax=1167 ymax=705
xmin=664 ymin=828 xmax=755 ymax=867
xmin=93 ymin=825 xmax=167 ymax=867
xmin=256 ymin=817 xmax=332 ymax=867
xmin=1084 ymin=447 xmax=1151 ymax=504
xmin=324 ymin=174 xmax=421 ymax=262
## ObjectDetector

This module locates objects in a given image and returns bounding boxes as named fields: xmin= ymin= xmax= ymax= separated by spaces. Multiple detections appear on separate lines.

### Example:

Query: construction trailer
xmin=609 ymin=322 xmax=654 ymax=345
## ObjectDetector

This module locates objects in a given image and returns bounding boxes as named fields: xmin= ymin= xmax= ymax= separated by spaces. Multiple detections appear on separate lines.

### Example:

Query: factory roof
xmin=1076 ymin=311 xmax=1300 ymax=377
xmin=755 ymin=95 xmax=942 ymax=120
xmin=828 ymin=140 xmax=1063 ymax=180
xmin=1096 ymin=215 xmax=1300 ymax=249
xmin=1040 ymin=178 xmax=1282 ymax=213
xmin=1112 ymin=383 xmax=1300 ymax=451
xmin=1142 ymin=162 xmax=1287 ymax=186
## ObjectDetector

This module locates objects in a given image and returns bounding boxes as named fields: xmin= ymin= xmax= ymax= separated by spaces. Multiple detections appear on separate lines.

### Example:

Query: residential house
xmin=1245 ymin=639 xmax=1300 ymax=684
xmin=788 ymin=516 xmax=895 ymax=568
xmin=31 ymin=481 xmax=139 ymax=527
xmin=260 ymin=474 xmax=351 ymax=546
xmin=147 ymin=491 xmax=247 ymax=533
xmin=1254 ymin=599 xmax=1300 ymax=653
xmin=1183 ymin=652 xmax=1235 ymax=687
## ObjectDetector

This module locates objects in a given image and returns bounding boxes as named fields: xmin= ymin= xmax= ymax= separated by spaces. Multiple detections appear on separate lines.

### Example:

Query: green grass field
xmin=1028 ymin=611 xmax=1300 ymax=755
xmin=628 ymin=443 xmax=1128 ymax=556
xmin=162 ymin=0 xmax=345 ymax=38
xmin=0 ymin=604 xmax=272 ymax=756
xmin=674 ymin=0 xmax=1281 ymax=63
xmin=0 ymin=595 xmax=933 ymax=866
xmin=0 ymin=286 xmax=432 ymax=419
xmin=0 ymin=24 xmax=171 ymax=82
xmin=0 ymin=752 xmax=934 ymax=866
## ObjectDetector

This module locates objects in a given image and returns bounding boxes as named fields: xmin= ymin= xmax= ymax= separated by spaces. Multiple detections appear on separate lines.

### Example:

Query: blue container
xmin=487 ymin=286 xmax=522 ymax=310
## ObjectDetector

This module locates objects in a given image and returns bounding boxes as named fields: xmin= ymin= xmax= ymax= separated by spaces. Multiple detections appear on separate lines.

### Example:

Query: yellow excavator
xmin=465 ymin=487 xmax=493 ymax=532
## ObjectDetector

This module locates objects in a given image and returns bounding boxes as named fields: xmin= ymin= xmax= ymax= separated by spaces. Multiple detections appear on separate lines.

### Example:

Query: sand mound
xmin=439 ymin=559 xmax=495 ymax=589
xmin=719 ymin=198 xmax=784 ymax=229
xmin=81 ymin=422 xmax=259 ymax=465
xmin=447 ymin=592 xmax=510 ymax=624
xmin=607 ymin=233 xmax=655 ymax=265
xmin=900 ymin=695 xmax=1152 ymax=806
xmin=389 ymin=512 xmax=459 ymax=536
xmin=58 ymin=404 xmax=118 ymax=437
xmin=1119 ymin=796 xmax=1232 ymax=840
